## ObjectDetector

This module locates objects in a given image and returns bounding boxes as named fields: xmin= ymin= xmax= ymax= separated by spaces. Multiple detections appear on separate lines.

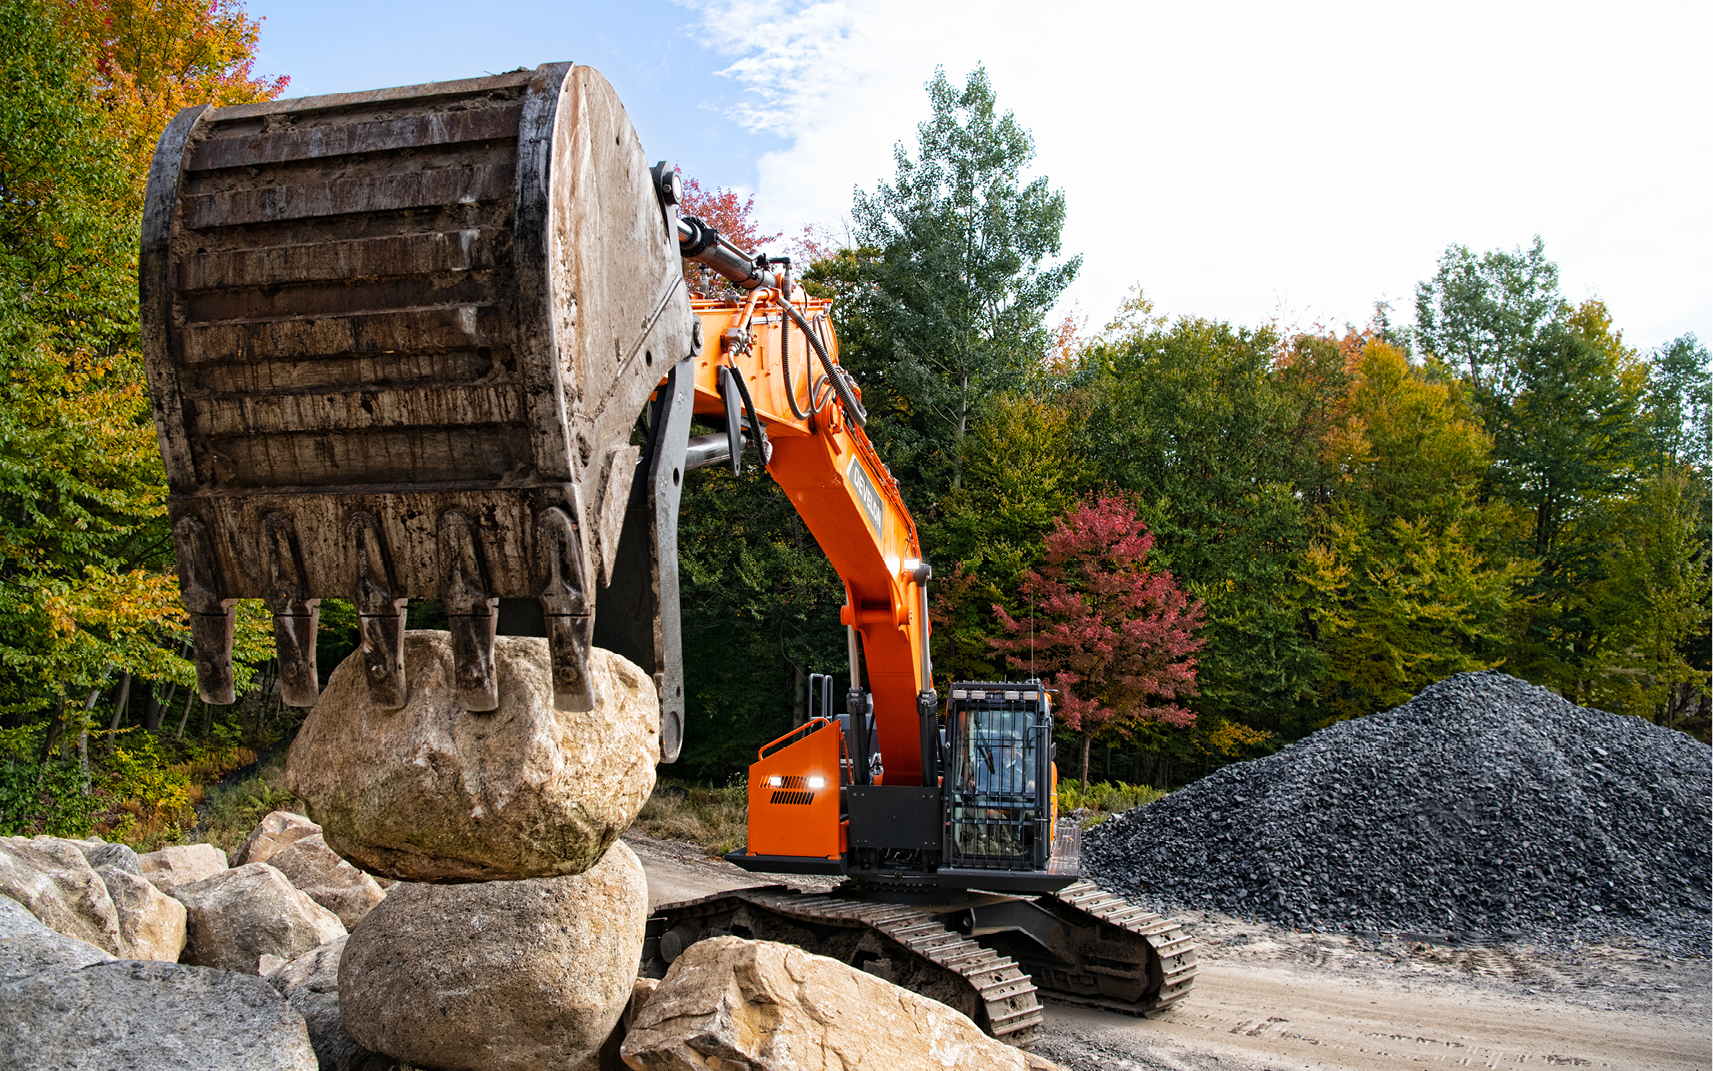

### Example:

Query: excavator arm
xmin=680 ymin=277 xmax=934 ymax=791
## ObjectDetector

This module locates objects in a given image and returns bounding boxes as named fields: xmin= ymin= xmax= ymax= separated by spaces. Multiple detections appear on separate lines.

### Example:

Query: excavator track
xmin=645 ymin=880 xmax=1200 ymax=1044
xmin=644 ymin=886 xmax=1045 ymax=1045
xmin=1034 ymin=880 xmax=1198 ymax=1016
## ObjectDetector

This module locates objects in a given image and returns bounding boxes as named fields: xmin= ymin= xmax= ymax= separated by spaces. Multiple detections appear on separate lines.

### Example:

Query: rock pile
xmin=2 ymin=631 xmax=1066 ymax=1069
xmin=0 ymin=893 xmax=317 ymax=1070
xmin=1085 ymin=671 xmax=1713 ymax=951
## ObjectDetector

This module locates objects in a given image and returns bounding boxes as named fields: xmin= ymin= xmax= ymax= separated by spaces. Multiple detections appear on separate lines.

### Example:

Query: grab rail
xmin=758 ymin=717 xmax=831 ymax=762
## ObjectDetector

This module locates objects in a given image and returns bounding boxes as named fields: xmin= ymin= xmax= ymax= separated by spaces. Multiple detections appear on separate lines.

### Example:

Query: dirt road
xmin=623 ymin=831 xmax=1710 ymax=1071
xmin=1038 ymin=961 xmax=1706 ymax=1071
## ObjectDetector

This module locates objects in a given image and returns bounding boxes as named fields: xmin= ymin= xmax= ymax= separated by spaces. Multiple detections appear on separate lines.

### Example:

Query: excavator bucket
xmin=140 ymin=63 xmax=699 ymax=758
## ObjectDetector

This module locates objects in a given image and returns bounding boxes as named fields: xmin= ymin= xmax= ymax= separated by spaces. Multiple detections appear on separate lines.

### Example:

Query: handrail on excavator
xmin=758 ymin=717 xmax=832 ymax=761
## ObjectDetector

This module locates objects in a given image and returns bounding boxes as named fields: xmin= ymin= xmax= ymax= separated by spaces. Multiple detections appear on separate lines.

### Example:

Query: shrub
xmin=0 ymin=726 xmax=105 ymax=837
xmin=1058 ymin=780 xmax=1168 ymax=827
xmin=195 ymin=757 xmax=301 ymax=858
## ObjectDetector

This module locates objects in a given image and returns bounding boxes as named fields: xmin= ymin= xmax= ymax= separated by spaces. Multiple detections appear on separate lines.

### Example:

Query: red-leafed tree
xmin=993 ymin=493 xmax=1205 ymax=789
xmin=678 ymin=176 xmax=781 ymax=297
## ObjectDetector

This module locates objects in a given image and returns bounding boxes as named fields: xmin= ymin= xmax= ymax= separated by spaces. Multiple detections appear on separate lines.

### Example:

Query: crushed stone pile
xmin=1084 ymin=671 xmax=1712 ymax=953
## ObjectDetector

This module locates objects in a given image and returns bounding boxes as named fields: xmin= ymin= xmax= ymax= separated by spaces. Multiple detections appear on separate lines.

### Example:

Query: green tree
xmin=0 ymin=0 xmax=284 ymax=837
xmin=1413 ymin=241 xmax=1663 ymax=705
xmin=1585 ymin=333 xmax=1711 ymax=733
xmin=0 ymin=0 xmax=176 ymax=719
xmin=1077 ymin=302 xmax=1324 ymax=736
xmin=930 ymin=391 xmax=1093 ymax=682
xmin=1414 ymin=236 xmax=1561 ymax=399
xmin=1488 ymin=301 xmax=1647 ymax=697
xmin=1585 ymin=468 xmax=1709 ymax=735
xmin=675 ymin=460 xmax=848 ymax=782
xmin=851 ymin=65 xmax=1079 ymax=498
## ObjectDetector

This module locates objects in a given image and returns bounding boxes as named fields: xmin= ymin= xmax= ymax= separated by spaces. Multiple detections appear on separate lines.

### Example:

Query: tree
xmin=1414 ymin=236 xmax=1561 ymax=399
xmin=930 ymin=391 xmax=1093 ymax=682
xmin=1641 ymin=333 xmax=1711 ymax=474
xmin=1076 ymin=302 xmax=1324 ymax=736
xmin=49 ymin=0 xmax=286 ymax=202
xmin=1302 ymin=338 xmax=1530 ymax=721
xmin=671 ymin=180 xmax=844 ymax=779
xmin=1587 ymin=333 xmax=1711 ymax=733
xmin=1413 ymin=242 xmax=1659 ymax=704
xmin=0 ymin=0 xmax=284 ymax=836
xmin=992 ymin=494 xmax=1204 ymax=789
xmin=0 ymin=0 xmax=179 ymax=718
xmin=1488 ymin=300 xmax=1647 ymax=697
xmin=1585 ymin=468 xmax=1709 ymax=734
xmin=852 ymin=65 xmax=1079 ymax=497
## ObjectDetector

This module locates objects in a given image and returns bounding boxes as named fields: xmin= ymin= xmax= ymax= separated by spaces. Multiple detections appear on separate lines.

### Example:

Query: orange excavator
xmin=139 ymin=61 xmax=1193 ymax=1044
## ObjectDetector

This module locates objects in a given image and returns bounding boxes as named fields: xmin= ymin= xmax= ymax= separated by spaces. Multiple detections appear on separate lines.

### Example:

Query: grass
xmin=632 ymin=779 xmax=749 ymax=857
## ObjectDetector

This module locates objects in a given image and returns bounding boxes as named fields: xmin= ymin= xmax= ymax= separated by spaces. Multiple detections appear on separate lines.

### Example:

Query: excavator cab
xmin=945 ymin=684 xmax=1055 ymax=873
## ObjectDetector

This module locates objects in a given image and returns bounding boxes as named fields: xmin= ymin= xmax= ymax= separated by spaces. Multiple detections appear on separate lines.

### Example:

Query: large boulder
xmin=287 ymin=633 xmax=658 ymax=882
xmin=75 ymin=839 xmax=143 ymax=876
xmin=171 ymin=862 xmax=345 ymax=974
xmin=267 ymin=834 xmax=386 ymax=929
xmin=267 ymin=936 xmax=402 ymax=1071
xmin=340 ymin=840 xmax=647 ymax=1071
xmin=239 ymin=810 xmax=322 ymax=866
xmin=95 ymin=865 xmax=187 ymax=962
xmin=621 ymin=936 xmax=1028 ymax=1071
xmin=0 ymin=894 xmax=113 ymax=984
xmin=137 ymin=842 xmax=228 ymax=891
xmin=0 ymin=836 xmax=125 ymax=955
xmin=576 ymin=977 xmax=661 ymax=1071
xmin=0 ymin=958 xmax=317 ymax=1070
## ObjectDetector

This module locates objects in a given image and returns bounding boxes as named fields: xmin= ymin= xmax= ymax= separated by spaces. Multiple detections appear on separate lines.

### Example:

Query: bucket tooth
xmin=349 ymin=512 xmax=407 ymax=709
xmin=537 ymin=505 xmax=597 ymax=712
xmin=261 ymin=513 xmax=320 ymax=707
xmin=440 ymin=509 xmax=499 ymax=712
xmin=172 ymin=515 xmax=236 ymax=704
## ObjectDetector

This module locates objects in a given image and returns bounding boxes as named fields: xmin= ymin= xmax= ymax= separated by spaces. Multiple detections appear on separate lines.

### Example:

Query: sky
xmin=251 ymin=0 xmax=1711 ymax=350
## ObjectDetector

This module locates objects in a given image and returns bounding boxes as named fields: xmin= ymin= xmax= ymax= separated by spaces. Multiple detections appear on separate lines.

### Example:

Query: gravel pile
xmin=1085 ymin=671 xmax=1712 ymax=953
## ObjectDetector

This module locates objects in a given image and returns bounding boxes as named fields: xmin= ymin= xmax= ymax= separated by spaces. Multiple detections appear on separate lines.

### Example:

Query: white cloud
xmin=680 ymin=0 xmax=1713 ymax=346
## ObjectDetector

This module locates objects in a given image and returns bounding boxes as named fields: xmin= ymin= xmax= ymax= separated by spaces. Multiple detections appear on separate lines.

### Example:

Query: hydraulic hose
xmin=781 ymin=298 xmax=867 ymax=428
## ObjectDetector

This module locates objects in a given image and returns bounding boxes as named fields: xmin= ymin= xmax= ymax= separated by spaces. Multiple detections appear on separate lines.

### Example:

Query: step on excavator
xmin=139 ymin=62 xmax=1195 ymax=1045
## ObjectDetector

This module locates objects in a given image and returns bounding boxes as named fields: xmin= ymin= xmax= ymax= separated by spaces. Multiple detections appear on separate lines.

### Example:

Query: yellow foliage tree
xmin=50 ymin=0 xmax=287 ymax=201
xmin=1304 ymin=338 xmax=1532 ymax=722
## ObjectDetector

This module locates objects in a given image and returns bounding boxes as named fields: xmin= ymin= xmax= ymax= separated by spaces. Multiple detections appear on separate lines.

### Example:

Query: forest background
xmin=1 ymin=0 xmax=1706 ymax=845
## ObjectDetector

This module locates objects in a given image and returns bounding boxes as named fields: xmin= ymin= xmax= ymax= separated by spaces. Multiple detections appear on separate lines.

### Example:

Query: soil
xmin=622 ymin=831 xmax=1712 ymax=1071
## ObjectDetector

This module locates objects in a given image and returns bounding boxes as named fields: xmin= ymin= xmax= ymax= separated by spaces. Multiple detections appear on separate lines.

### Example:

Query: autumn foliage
xmin=993 ymin=493 xmax=1205 ymax=786
xmin=50 ymin=0 xmax=287 ymax=197
xmin=678 ymin=176 xmax=780 ymax=297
